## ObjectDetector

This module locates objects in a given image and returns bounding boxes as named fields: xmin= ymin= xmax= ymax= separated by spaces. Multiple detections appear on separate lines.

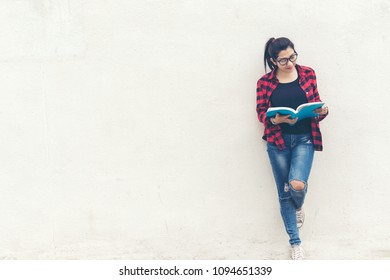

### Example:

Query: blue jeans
xmin=266 ymin=133 xmax=314 ymax=246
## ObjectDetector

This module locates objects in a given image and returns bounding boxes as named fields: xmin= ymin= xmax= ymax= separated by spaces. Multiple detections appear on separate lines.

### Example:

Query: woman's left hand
xmin=314 ymin=106 xmax=328 ymax=115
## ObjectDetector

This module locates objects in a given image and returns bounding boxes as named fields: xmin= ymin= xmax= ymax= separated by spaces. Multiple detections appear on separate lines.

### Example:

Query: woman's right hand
xmin=272 ymin=113 xmax=298 ymax=125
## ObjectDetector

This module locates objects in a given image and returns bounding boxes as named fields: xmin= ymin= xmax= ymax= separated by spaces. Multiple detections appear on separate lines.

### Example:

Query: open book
xmin=266 ymin=102 xmax=325 ymax=125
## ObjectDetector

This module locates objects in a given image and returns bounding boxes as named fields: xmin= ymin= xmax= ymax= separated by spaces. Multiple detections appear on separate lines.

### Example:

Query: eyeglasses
xmin=276 ymin=53 xmax=298 ymax=66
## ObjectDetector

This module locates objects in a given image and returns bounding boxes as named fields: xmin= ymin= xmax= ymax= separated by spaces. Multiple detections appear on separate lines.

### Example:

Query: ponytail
xmin=264 ymin=38 xmax=276 ymax=72
xmin=263 ymin=37 xmax=296 ymax=72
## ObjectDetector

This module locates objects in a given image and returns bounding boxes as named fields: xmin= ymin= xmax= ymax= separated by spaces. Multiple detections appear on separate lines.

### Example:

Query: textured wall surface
xmin=0 ymin=0 xmax=389 ymax=259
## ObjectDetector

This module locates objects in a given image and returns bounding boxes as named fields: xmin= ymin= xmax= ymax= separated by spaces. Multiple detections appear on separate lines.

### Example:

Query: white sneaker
xmin=296 ymin=208 xmax=305 ymax=228
xmin=291 ymin=244 xmax=305 ymax=260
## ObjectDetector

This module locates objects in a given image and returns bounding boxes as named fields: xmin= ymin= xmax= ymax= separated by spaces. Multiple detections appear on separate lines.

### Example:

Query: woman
xmin=256 ymin=37 xmax=328 ymax=260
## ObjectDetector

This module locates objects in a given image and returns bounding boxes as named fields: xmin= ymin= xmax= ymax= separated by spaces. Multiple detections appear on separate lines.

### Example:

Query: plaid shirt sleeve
xmin=311 ymin=69 xmax=328 ymax=122
xmin=256 ymin=78 xmax=271 ymax=125
xmin=305 ymin=68 xmax=328 ymax=151
xmin=256 ymin=77 xmax=286 ymax=150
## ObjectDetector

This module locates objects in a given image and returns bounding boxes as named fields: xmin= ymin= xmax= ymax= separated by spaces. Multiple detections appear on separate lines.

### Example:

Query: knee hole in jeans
xmin=290 ymin=180 xmax=306 ymax=191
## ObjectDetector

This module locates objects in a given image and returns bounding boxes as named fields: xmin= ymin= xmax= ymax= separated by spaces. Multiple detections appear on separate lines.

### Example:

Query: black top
xmin=270 ymin=75 xmax=312 ymax=134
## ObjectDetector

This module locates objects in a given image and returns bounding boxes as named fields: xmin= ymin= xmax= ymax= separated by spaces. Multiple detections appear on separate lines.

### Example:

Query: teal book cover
xmin=266 ymin=102 xmax=325 ymax=125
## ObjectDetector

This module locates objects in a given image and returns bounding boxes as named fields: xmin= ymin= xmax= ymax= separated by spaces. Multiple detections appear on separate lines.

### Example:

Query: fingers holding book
xmin=313 ymin=106 xmax=328 ymax=115
xmin=272 ymin=113 xmax=298 ymax=125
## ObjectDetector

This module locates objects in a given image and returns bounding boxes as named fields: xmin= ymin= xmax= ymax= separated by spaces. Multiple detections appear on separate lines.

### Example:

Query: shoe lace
xmin=292 ymin=246 xmax=304 ymax=260
xmin=296 ymin=209 xmax=303 ymax=222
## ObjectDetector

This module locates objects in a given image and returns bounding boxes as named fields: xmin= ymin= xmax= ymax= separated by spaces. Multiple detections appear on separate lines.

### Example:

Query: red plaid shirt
xmin=256 ymin=64 xmax=328 ymax=151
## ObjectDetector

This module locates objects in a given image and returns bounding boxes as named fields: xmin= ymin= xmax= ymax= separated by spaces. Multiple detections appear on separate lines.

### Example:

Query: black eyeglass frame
xmin=276 ymin=52 xmax=298 ymax=66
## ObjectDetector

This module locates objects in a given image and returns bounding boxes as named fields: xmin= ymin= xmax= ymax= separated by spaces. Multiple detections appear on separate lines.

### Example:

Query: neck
xmin=276 ymin=67 xmax=298 ymax=81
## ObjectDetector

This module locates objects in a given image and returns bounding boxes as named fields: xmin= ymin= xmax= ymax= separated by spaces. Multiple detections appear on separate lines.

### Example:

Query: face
xmin=271 ymin=47 xmax=297 ymax=74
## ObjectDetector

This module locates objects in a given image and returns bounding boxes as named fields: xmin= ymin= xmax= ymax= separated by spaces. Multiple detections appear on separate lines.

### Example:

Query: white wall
xmin=0 ymin=0 xmax=389 ymax=259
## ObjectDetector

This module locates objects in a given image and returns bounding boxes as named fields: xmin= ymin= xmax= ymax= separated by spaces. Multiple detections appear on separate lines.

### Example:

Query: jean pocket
xmin=299 ymin=134 xmax=313 ymax=145
xmin=266 ymin=142 xmax=278 ymax=152
xmin=304 ymin=138 xmax=313 ymax=145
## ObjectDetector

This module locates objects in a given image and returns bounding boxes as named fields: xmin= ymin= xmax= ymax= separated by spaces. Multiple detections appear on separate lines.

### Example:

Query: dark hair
xmin=264 ymin=37 xmax=296 ymax=72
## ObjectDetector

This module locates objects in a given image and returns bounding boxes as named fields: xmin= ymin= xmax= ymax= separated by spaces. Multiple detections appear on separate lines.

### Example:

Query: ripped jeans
xmin=267 ymin=133 xmax=314 ymax=246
